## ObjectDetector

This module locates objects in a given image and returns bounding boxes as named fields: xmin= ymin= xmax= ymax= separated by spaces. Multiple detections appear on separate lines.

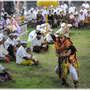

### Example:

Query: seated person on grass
xmin=0 ymin=64 xmax=13 ymax=82
xmin=16 ymin=41 xmax=38 ymax=66
xmin=28 ymin=25 xmax=41 ymax=42
xmin=4 ymin=33 xmax=16 ymax=61
xmin=44 ymin=24 xmax=54 ymax=44
xmin=85 ymin=10 xmax=90 ymax=24
xmin=31 ymin=32 xmax=48 ymax=53
xmin=13 ymin=33 xmax=21 ymax=48
xmin=78 ymin=10 xmax=85 ymax=28
xmin=0 ymin=36 xmax=14 ymax=62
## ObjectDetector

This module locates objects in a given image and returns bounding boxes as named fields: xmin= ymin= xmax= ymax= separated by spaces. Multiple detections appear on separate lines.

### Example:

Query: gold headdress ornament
xmin=37 ymin=0 xmax=58 ymax=8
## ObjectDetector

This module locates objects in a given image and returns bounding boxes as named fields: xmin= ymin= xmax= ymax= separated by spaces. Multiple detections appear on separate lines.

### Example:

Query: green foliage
xmin=0 ymin=28 xmax=90 ymax=88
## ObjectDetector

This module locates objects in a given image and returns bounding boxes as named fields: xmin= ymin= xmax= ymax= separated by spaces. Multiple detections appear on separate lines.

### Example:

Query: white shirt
xmin=16 ymin=45 xmax=31 ymax=64
xmin=13 ymin=37 xmax=21 ymax=46
xmin=69 ymin=7 xmax=74 ymax=14
xmin=69 ymin=14 xmax=74 ymax=19
xmin=28 ymin=30 xmax=37 ymax=42
xmin=0 ymin=44 xmax=8 ymax=57
xmin=74 ymin=11 xmax=78 ymax=15
xmin=4 ymin=38 xmax=15 ymax=49
xmin=61 ymin=4 xmax=68 ymax=11
xmin=58 ymin=27 xmax=69 ymax=35
xmin=82 ymin=3 xmax=89 ymax=9
xmin=34 ymin=10 xmax=38 ymax=19
xmin=0 ymin=64 xmax=4 ymax=71
xmin=79 ymin=13 xmax=85 ymax=21
xmin=83 ymin=9 xmax=87 ymax=15
xmin=81 ymin=9 xmax=88 ymax=15
xmin=29 ymin=12 xmax=36 ymax=20
xmin=31 ymin=36 xmax=44 ymax=51
xmin=45 ymin=33 xmax=53 ymax=43
xmin=86 ymin=12 xmax=90 ymax=18
xmin=7 ymin=19 xmax=11 ymax=25
xmin=75 ymin=17 xmax=79 ymax=23
xmin=1 ymin=12 xmax=4 ymax=21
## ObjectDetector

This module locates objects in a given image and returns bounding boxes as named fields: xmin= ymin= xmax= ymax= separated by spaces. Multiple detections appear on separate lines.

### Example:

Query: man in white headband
xmin=4 ymin=33 xmax=16 ymax=60
xmin=0 ymin=36 xmax=14 ymax=62
xmin=16 ymin=40 xmax=38 ymax=66
xmin=31 ymin=32 xmax=48 ymax=53
xmin=28 ymin=25 xmax=41 ymax=42
xmin=13 ymin=33 xmax=21 ymax=48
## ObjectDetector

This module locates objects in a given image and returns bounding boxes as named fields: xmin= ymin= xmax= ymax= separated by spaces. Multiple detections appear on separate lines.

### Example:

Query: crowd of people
xmin=24 ymin=2 xmax=90 ymax=29
xmin=0 ymin=2 xmax=90 ymax=29
xmin=0 ymin=1 xmax=89 ymax=88
xmin=0 ymin=10 xmax=40 ymax=82
xmin=0 ymin=14 xmax=79 ymax=87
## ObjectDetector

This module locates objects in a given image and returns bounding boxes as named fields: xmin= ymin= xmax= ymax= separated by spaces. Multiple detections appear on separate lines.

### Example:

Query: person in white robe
xmin=28 ymin=25 xmax=41 ymax=42
xmin=16 ymin=41 xmax=38 ymax=65
xmin=31 ymin=32 xmax=48 ymax=53
xmin=4 ymin=33 xmax=16 ymax=60
xmin=13 ymin=33 xmax=21 ymax=48
xmin=0 ymin=35 xmax=14 ymax=62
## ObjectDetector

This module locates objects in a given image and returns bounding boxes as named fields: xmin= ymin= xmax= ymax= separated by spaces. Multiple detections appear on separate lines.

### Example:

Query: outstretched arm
xmin=3 ymin=69 xmax=13 ymax=80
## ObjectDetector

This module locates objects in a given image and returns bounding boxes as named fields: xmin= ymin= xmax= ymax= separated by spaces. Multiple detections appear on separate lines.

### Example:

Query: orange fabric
xmin=5 ymin=57 xmax=9 ymax=62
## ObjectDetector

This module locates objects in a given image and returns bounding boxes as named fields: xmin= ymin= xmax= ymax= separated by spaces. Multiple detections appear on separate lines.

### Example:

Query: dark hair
xmin=37 ymin=32 xmax=41 ymax=35
xmin=3 ymin=14 xmax=7 ymax=20
xmin=26 ymin=47 xmax=31 ymax=52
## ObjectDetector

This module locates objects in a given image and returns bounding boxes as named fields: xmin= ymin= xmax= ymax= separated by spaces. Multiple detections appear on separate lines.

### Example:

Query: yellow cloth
xmin=61 ymin=56 xmax=79 ymax=79
xmin=21 ymin=16 xmax=25 ymax=22
xmin=21 ymin=60 xmax=34 ymax=65
xmin=62 ymin=59 xmax=69 ymax=79
xmin=85 ymin=20 xmax=88 ymax=23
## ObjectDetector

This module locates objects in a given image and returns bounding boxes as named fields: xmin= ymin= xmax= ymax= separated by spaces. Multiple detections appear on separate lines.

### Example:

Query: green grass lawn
xmin=0 ymin=28 xmax=90 ymax=88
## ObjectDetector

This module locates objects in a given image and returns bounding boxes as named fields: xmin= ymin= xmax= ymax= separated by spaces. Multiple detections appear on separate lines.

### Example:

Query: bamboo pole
xmin=45 ymin=7 xmax=48 ymax=45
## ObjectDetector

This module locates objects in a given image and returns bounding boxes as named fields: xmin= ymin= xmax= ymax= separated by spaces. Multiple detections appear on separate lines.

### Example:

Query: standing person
xmin=51 ymin=32 xmax=79 ymax=88
xmin=37 ymin=11 xmax=43 ymax=25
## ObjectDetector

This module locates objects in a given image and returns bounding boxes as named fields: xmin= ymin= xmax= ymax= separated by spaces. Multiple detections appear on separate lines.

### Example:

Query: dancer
xmin=51 ymin=31 xmax=79 ymax=88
